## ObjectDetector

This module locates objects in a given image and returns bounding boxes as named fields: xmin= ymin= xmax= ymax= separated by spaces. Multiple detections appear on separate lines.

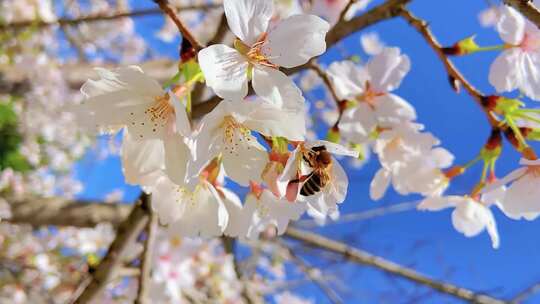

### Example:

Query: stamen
xmin=145 ymin=94 xmax=174 ymax=124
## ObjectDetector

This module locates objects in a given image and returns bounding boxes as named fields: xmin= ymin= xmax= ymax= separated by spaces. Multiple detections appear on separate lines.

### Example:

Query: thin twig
xmin=308 ymin=60 xmax=342 ymax=106
xmin=399 ymin=8 xmax=499 ymax=127
xmin=154 ymin=0 xmax=204 ymax=51
xmin=135 ymin=207 xmax=157 ymax=304
xmin=0 ymin=4 xmax=220 ymax=31
xmin=504 ymin=0 xmax=540 ymax=30
xmin=284 ymin=227 xmax=507 ymax=304
xmin=510 ymin=281 xmax=540 ymax=304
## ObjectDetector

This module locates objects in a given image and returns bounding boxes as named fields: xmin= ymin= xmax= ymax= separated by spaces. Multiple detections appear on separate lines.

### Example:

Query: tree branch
xmin=285 ymin=0 xmax=412 ymax=75
xmin=154 ymin=0 xmax=204 ymax=51
xmin=284 ymin=227 xmax=507 ymax=304
xmin=504 ymin=0 xmax=540 ymax=29
xmin=4 ymin=197 xmax=508 ymax=303
xmin=0 ymin=4 xmax=220 ymax=31
xmin=135 ymin=207 xmax=157 ymax=304
xmin=71 ymin=195 xmax=150 ymax=304
xmin=399 ymin=8 xmax=499 ymax=127
xmin=7 ymin=197 xmax=131 ymax=228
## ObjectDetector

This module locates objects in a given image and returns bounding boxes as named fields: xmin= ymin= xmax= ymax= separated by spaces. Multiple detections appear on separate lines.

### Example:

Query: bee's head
xmin=317 ymin=150 xmax=332 ymax=166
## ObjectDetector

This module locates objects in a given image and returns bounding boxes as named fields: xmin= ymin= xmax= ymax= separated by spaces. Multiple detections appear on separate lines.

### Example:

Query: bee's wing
xmin=306 ymin=140 xmax=359 ymax=158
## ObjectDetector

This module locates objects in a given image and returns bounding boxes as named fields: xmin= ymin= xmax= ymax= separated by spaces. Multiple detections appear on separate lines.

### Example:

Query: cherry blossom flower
xmin=489 ymin=4 xmax=540 ymax=101
xmin=150 ymin=173 xmax=236 ymax=238
xmin=369 ymin=123 xmax=451 ymax=200
xmin=418 ymin=196 xmax=500 ymax=249
xmin=198 ymin=0 xmax=329 ymax=108
xmin=329 ymin=48 xmax=414 ymax=143
xmin=278 ymin=141 xmax=358 ymax=218
xmin=190 ymin=100 xmax=306 ymax=187
xmin=76 ymin=66 xmax=191 ymax=185
xmin=234 ymin=188 xmax=307 ymax=239
xmin=484 ymin=158 xmax=540 ymax=218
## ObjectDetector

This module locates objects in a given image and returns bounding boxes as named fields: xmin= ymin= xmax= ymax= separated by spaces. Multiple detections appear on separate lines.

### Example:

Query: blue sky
xmin=74 ymin=0 xmax=540 ymax=303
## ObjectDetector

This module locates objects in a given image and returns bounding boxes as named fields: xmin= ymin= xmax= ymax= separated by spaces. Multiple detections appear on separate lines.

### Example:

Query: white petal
xmin=264 ymin=14 xmax=330 ymax=68
xmin=503 ymin=174 xmax=540 ymax=214
xmin=277 ymin=148 xmax=301 ymax=198
xmin=517 ymin=52 xmax=540 ymax=101
xmin=367 ymin=47 xmax=410 ymax=92
xmin=373 ymin=94 xmax=416 ymax=126
xmin=496 ymin=6 xmax=525 ymax=45
xmin=327 ymin=61 xmax=368 ymax=100
xmin=338 ymin=104 xmax=376 ymax=143
xmin=222 ymin=132 xmax=268 ymax=186
xmin=360 ymin=32 xmax=385 ymax=55
xmin=430 ymin=147 xmax=454 ymax=169
xmin=369 ymin=168 xmax=391 ymax=201
xmin=242 ymin=101 xmax=306 ymax=141
xmin=121 ymin=130 xmax=164 ymax=187
xmin=171 ymin=94 xmax=191 ymax=136
xmin=451 ymin=203 xmax=485 ymax=237
xmin=489 ymin=49 xmax=521 ymax=94
xmin=520 ymin=158 xmax=540 ymax=166
xmin=252 ymin=65 xmax=304 ymax=110
xmin=482 ymin=167 xmax=527 ymax=194
xmin=221 ymin=187 xmax=247 ymax=237
xmin=163 ymin=135 xmax=189 ymax=185
xmin=198 ymin=44 xmax=249 ymax=101
xmin=223 ymin=0 xmax=273 ymax=45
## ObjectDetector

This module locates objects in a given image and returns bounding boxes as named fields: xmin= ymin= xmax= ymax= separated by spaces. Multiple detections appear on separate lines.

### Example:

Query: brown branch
xmin=154 ymin=0 xmax=204 ymax=51
xmin=207 ymin=13 xmax=230 ymax=46
xmin=504 ymin=0 xmax=540 ymax=29
xmin=399 ymin=8 xmax=499 ymax=127
xmin=3 ymin=198 xmax=509 ymax=303
xmin=0 ymin=4 xmax=219 ymax=32
xmin=71 ymin=195 xmax=150 ymax=304
xmin=308 ymin=60 xmax=342 ymax=106
xmin=285 ymin=0 xmax=412 ymax=75
xmin=7 ymin=197 xmax=131 ymax=228
xmin=284 ymin=227 xmax=507 ymax=304
xmin=135 ymin=207 xmax=157 ymax=304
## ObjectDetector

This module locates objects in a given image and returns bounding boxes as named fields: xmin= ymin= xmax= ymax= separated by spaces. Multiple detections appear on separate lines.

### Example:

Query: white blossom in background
xmin=484 ymin=158 xmax=540 ymax=219
xmin=0 ymin=0 xmax=56 ymax=23
xmin=487 ymin=2 xmax=540 ymax=101
xmin=329 ymin=47 xmax=415 ymax=144
xmin=418 ymin=196 xmax=500 ymax=249
xmin=198 ymin=0 xmax=329 ymax=108
xmin=309 ymin=0 xmax=372 ymax=25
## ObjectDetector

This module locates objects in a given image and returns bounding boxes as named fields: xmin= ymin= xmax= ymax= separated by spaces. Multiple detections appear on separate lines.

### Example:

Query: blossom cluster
xmin=76 ymin=0 xmax=363 ymax=240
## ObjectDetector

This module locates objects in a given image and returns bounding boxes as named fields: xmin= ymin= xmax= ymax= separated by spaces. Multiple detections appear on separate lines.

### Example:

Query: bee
xmin=299 ymin=146 xmax=333 ymax=196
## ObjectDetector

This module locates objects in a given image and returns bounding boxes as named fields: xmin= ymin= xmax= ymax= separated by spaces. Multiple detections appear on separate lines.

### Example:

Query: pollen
xmin=145 ymin=94 xmax=174 ymax=125
xmin=235 ymin=33 xmax=278 ymax=69
xmin=222 ymin=116 xmax=253 ymax=156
